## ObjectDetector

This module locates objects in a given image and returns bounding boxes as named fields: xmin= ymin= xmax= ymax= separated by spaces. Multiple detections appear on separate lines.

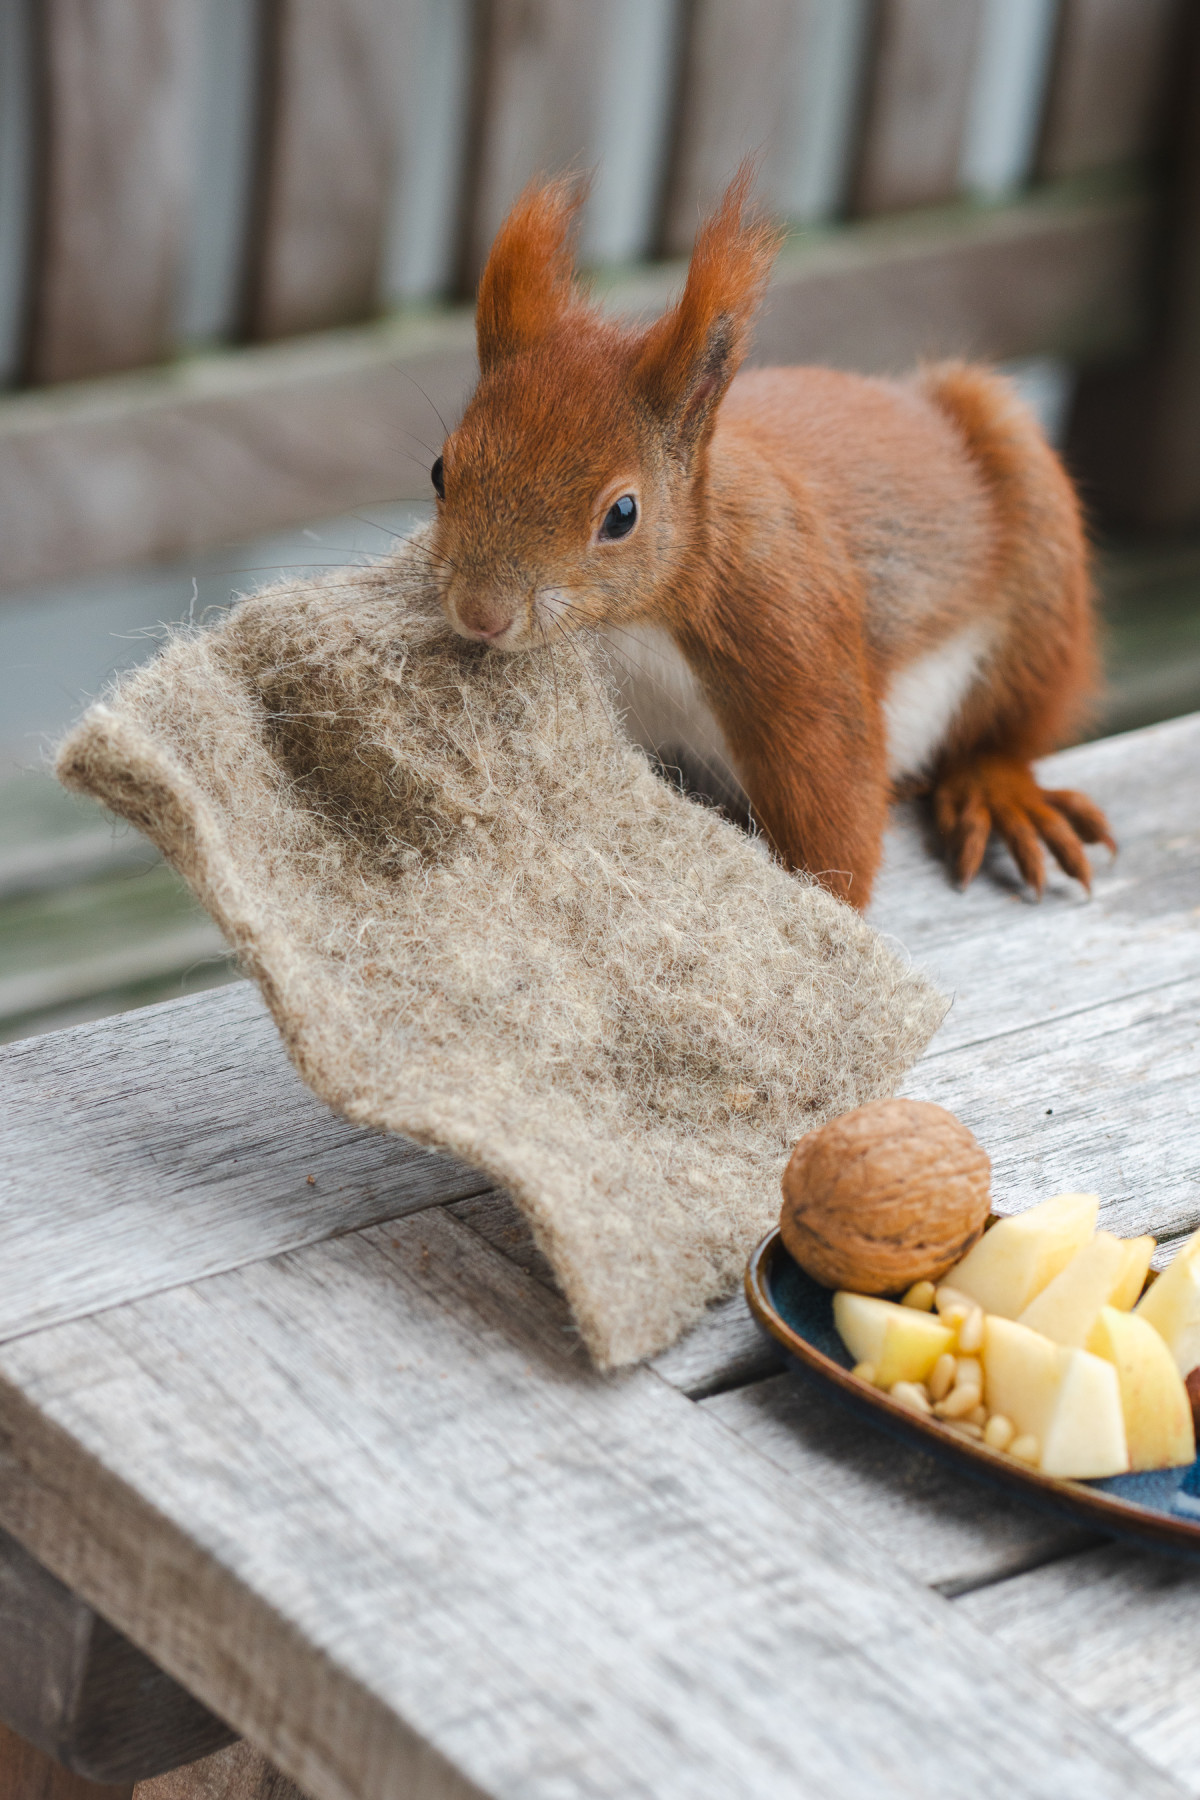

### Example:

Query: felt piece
xmin=56 ymin=527 xmax=947 ymax=1368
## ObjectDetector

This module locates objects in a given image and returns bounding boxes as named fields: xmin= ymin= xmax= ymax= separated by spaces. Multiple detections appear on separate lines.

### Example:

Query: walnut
xmin=780 ymin=1098 xmax=991 ymax=1294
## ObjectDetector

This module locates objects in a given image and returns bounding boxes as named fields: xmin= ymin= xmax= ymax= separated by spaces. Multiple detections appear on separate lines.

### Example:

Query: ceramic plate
xmin=745 ymin=1227 xmax=1200 ymax=1559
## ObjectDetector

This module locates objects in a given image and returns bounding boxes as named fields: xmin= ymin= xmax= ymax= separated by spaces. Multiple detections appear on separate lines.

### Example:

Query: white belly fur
xmin=606 ymin=618 xmax=992 ymax=800
xmin=884 ymin=622 xmax=995 ymax=783
xmin=599 ymin=624 xmax=745 ymax=807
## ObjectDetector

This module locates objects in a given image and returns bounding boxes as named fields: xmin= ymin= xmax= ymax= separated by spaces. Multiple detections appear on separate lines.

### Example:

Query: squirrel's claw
xmin=933 ymin=758 xmax=1115 ymax=898
xmin=1042 ymin=787 xmax=1118 ymax=856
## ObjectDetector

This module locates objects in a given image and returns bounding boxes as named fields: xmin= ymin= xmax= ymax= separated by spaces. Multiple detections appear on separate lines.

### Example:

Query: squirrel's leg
xmin=739 ymin=728 xmax=890 ymax=910
xmin=683 ymin=601 xmax=890 ymax=911
xmin=931 ymin=608 xmax=1115 ymax=895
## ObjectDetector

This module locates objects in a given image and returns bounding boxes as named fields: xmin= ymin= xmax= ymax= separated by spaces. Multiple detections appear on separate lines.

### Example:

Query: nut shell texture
xmin=780 ymin=1098 xmax=991 ymax=1293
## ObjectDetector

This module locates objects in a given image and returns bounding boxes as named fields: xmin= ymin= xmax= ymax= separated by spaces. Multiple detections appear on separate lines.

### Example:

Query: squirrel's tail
xmin=918 ymin=359 xmax=1100 ymax=756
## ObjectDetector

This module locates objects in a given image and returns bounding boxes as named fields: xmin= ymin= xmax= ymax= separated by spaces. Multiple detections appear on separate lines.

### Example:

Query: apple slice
xmin=1017 ymin=1230 xmax=1134 ymax=1347
xmin=832 ymin=1292 xmax=955 ymax=1388
xmin=982 ymin=1315 xmax=1128 ymax=1478
xmin=1110 ymin=1235 xmax=1156 ymax=1311
xmin=944 ymin=1192 xmax=1099 ymax=1319
xmin=1086 ymin=1305 xmax=1196 ymax=1470
xmin=1135 ymin=1227 xmax=1200 ymax=1377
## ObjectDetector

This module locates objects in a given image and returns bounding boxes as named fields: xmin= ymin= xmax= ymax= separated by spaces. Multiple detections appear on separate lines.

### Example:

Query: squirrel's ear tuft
xmin=475 ymin=177 xmax=587 ymax=374
xmin=632 ymin=165 xmax=783 ymax=457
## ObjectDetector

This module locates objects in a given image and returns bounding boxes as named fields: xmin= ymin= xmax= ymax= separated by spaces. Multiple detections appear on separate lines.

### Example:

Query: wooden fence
xmin=0 ymin=0 xmax=1194 ymax=594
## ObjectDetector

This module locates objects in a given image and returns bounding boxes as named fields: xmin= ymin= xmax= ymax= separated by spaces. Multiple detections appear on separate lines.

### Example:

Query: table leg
xmin=132 ymin=1743 xmax=304 ymax=1800
xmin=0 ymin=1721 xmax=133 ymax=1800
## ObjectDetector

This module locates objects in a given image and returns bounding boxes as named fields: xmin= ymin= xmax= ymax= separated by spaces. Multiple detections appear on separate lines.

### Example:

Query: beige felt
xmin=55 ymin=528 xmax=946 ymax=1367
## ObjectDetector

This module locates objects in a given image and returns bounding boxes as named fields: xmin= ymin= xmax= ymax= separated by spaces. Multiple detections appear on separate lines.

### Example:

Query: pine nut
xmin=852 ymin=1361 xmax=877 ymax=1386
xmin=935 ymin=1285 xmax=974 ymax=1315
xmin=957 ymin=1305 xmax=985 ymax=1354
xmin=954 ymin=1356 xmax=983 ymax=1390
xmin=890 ymin=1381 xmax=933 ymax=1415
xmin=946 ymin=1419 xmax=985 ymax=1440
xmin=928 ymin=1352 xmax=957 ymax=1402
xmin=902 ymin=1279 xmax=937 ymax=1311
xmin=935 ymin=1383 xmax=983 ymax=1419
xmin=985 ymin=1414 xmax=1015 ymax=1451
xmin=968 ymin=1404 xmax=988 ymax=1427
xmin=1009 ymin=1434 xmax=1040 ymax=1465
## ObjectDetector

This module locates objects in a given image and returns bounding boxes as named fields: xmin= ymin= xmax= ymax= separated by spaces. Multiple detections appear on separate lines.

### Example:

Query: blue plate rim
xmin=744 ymin=1226 xmax=1200 ymax=1558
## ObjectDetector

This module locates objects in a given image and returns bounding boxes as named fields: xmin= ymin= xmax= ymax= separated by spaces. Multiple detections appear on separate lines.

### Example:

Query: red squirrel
xmin=428 ymin=169 xmax=1114 ymax=911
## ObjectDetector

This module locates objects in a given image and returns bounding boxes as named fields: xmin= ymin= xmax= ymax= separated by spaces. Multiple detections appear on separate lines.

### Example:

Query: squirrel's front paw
xmin=933 ymin=756 xmax=1116 ymax=896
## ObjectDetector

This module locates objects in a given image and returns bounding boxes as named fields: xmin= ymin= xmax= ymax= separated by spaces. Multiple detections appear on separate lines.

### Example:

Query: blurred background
xmin=0 ymin=0 xmax=1197 ymax=1044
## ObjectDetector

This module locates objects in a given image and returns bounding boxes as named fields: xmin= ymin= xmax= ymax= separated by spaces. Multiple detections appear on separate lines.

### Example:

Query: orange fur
xmin=429 ymin=171 xmax=1112 ymax=909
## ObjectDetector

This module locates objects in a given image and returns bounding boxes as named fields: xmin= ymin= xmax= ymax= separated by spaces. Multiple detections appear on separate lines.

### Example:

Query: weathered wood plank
xmin=451 ymin=716 xmax=1200 ymax=1396
xmin=0 ymin=181 xmax=1150 ymax=594
xmin=702 ymin=1371 xmax=1096 ymax=1592
xmin=959 ymin=0 xmax=1059 ymax=199
xmin=2 ymin=714 xmax=1193 ymax=1377
xmin=447 ymin=1188 xmax=784 ymax=1395
xmin=455 ymin=0 xmax=605 ymax=293
xmin=26 ymin=0 xmax=197 ymax=384
xmin=0 ymin=1211 xmax=1184 ymax=1800
xmin=0 ymin=982 xmax=493 ymax=1344
xmin=662 ymin=0 xmax=820 ymax=254
xmin=1038 ymin=0 xmax=1180 ymax=180
xmin=0 ymin=1526 xmax=232 ymax=1784
xmin=1063 ymin=4 xmax=1200 ymax=529
xmin=136 ymin=1742 xmax=304 ymax=1800
xmin=0 ymin=1721 xmax=131 ymax=1800
xmin=0 ymin=0 xmax=35 ymax=385
xmin=959 ymin=1543 xmax=1200 ymax=1798
xmin=869 ymin=714 xmax=1200 ymax=1053
xmin=0 ymin=923 xmax=230 ymax=1029
xmin=851 ymin=0 xmax=983 ymax=214
xmin=243 ymin=0 xmax=414 ymax=339
xmin=905 ymin=975 xmax=1200 ymax=1240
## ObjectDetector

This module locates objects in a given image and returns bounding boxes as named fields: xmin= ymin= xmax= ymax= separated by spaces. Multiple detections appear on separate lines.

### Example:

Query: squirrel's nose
xmin=469 ymin=616 xmax=514 ymax=641
xmin=451 ymin=588 xmax=516 ymax=641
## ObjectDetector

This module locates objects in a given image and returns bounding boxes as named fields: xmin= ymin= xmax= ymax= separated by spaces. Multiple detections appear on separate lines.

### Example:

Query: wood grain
xmin=2 ymin=715 xmax=1194 ymax=1389
xmin=749 ymin=179 xmax=1150 ymax=371
xmin=662 ymin=0 xmax=814 ymax=254
xmin=0 ymin=982 xmax=493 ymax=1344
xmin=447 ymin=1188 xmax=785 ymax=1396
xmin=448 ymin=716 xmax=1200 ymax=1396
xmin=702 ymin=1372 xmax=1096 ymax=1592
xmin=869 ymin=714 xmax=1200 ymax=1053
xmin=1038 ymin=0 xmax=1180 ymax=180
xmin=0 ymin=1525 xmax=233 ymax=1784
xmin=0 ymin=181 xmax=1152 ymax=594
xmin=906 ymin=975 xmax=1200 ymax=1242
xmin=0 ymin=1210 xmax=1184 ymax=1800
xmin=26 ymin=0 xmax=197 ymax=384
xmin=960 ymin=1542 xmax=1200 ymax=1797
xmin=136 ymin=1742 xmax=304 ymax=1800
xmin=244 ymin=0 xmax=414 ymax=339
xmin=1062 ymin=3 xmax=1200 ymax=529
xmin=851 ymin=0 xmax=983 ymax=214
xmin=0 ymin=1721 xmax=132 ymax=1800
xmin=455 ymin=0 xmax=606 ymax=292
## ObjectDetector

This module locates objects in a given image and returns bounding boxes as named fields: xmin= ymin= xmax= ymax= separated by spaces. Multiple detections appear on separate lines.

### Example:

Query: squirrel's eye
xmin=431 ymin=455 xmax=445 ymax=500
xmin=599 ymin=494 xmax=637 ymax=540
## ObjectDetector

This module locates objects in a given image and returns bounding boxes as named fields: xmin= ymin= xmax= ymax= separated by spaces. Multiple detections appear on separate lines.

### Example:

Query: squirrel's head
xmin=430 ymin=168 xmax=782 ymax=651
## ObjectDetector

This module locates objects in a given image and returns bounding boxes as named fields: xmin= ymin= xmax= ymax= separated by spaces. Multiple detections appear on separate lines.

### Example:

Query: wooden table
xmin=2 ymin=715 xmax=1199 ymax=1800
